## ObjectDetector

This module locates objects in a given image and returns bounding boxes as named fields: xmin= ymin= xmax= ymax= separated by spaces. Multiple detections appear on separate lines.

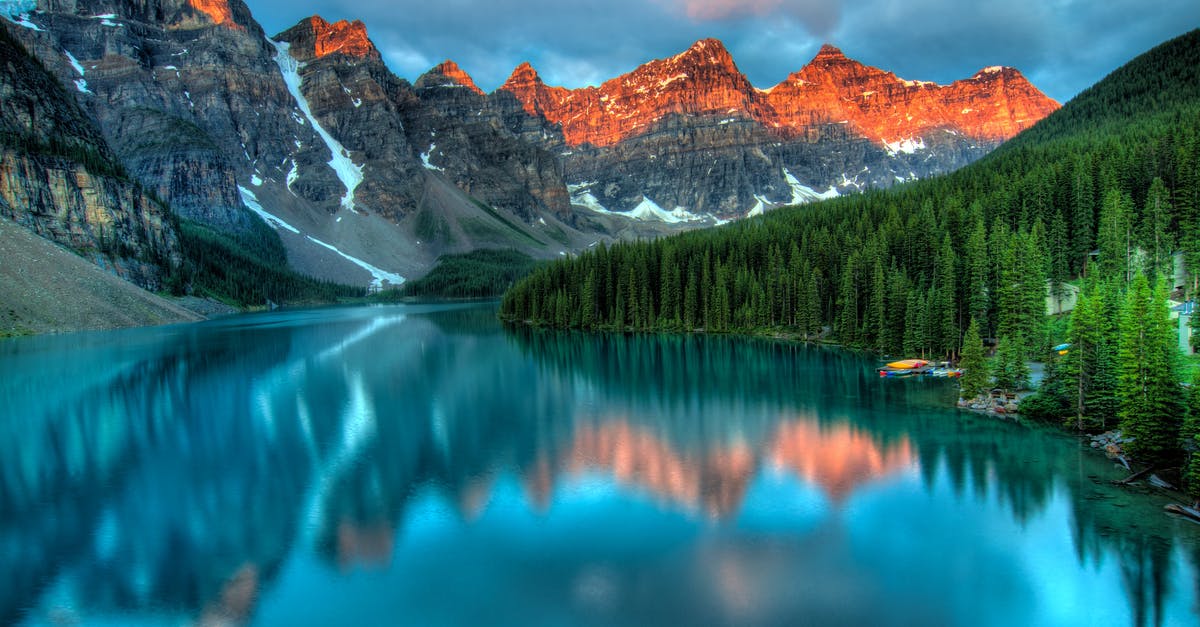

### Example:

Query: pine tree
xmin=1116 ymin=274 xmax=1184 ymax=467
xmin=993 ymin=334 xmax=1030 ymax=391
xmin=964 ymin=211 xmax=990 ymax=326
xmin=1097 ymin=188 xmax=1133 ymax=282
xmin=1071 ymin=156 xmax=1096 ymax=274
xmin=1139 ymin=177 xmax=1173 ymax=280
xmin=1182 ymin=370 xmax=1200 ymax=503
xmin=959 ymin=317 xmax=989 ymax=400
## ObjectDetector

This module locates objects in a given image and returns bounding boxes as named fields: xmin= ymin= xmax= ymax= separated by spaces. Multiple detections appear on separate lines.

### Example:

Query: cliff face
xmin=3 ymin=0 xmax=1060 ymax=282
xmin=273 ymin=15 xmax=571 ymax=233
xmin=761 ymin=44 xmax=1058 ymax=146
xmin=0 ymin=22 xmax=180 ymax=289
xmin=496 ymin=39 xmax=1059 ymax=218
xmin=7 ymin=0 xmax=310 ymax=233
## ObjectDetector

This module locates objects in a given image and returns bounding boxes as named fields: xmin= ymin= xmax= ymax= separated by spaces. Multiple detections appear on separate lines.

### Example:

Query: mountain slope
xmin=0 ymin=218 xmax=200 ymax=335
xmin=501 ymin=30 xmax=1200 ymax=352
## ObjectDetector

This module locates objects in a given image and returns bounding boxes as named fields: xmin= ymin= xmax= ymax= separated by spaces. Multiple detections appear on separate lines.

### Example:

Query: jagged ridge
xmin=493 ymin=39 xmax=1058 ymax=148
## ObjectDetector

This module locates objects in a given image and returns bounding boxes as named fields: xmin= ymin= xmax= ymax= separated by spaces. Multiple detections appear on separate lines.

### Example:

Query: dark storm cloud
xmin=244 ymin=0 xmax=1198 ymax=102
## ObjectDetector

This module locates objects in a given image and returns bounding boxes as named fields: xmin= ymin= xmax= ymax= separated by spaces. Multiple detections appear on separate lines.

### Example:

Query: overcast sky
xmin=245 ymin=0 xmax=1198 ymax=103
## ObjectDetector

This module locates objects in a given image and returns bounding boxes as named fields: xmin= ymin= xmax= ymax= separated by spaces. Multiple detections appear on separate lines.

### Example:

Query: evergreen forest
xmin=500 ymin=30 xmax=1200 ymax=494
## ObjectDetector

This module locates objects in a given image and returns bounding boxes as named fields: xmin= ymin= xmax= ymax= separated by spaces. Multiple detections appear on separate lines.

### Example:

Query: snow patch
xmin=573 ymin=191 xmax=610 ymax=214
xmin=784 ymin=168 xmax=839 ymax=204
xmin=271 ymin=39 xmax=363 ymax=213
xmin=982 ymin=66 xmax=1003 ymax=74
xmin=64 ymin=51 xmax=92 ymax=93
xmin=628 ymin=196 xmax=702 ymax=223
xmin=304 ymin=236 xmax=404 ymax=289
xmin=746 ymin=195 xmax=769 ymax=218
xmin=884 ymin=137 xmax=926 ymax=156
xmin=239 ymin=186 xmax=299 ymax=234
xmin=1 ymin=0 xmax=36 ymax=16
xmin=420 ymin=144 xmax=444 ymax=171
xmin=285 ymin=160 xmax=299 ymax=195
xmin=2 ymin=0 xmax=41 ymax=30
xmin=570 ymin=183 xmax=704 ymax=223
xmin=251 ymin=174 xmax=263 ymax=186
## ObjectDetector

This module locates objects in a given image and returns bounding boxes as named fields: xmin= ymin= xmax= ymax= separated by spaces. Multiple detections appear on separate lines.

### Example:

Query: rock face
xmin=497 ymin=39 xmax=1060 ymax=218
xmin=3 ymin=1 xmax=1060 ymax=285
xmin=0 ymin=22 xmax=180 ymax=289
xmin=273 ymin=15 xmax=573 ymax=243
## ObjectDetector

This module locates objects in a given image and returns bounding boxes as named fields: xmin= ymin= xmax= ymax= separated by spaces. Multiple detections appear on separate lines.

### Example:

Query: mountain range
xmin=0 ymin=0 xmax=1058 ymax=290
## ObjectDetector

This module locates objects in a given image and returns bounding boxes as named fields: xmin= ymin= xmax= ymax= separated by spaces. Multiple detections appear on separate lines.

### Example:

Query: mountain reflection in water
xmin=0 ymin=303 xmax=1197 ymax=626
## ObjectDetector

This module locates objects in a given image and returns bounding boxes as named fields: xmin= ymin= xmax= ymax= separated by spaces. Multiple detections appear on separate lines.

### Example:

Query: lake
xmin=1 ymin=302 xmax=1198 ymax=626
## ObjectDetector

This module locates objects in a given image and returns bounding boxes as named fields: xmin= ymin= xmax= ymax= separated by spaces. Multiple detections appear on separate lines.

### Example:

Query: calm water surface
xmin=1 ymin=303 xmax=1198 ymax=626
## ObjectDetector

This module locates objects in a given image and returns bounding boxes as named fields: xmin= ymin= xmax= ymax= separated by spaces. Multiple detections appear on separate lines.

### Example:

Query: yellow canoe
xmin=885 ymin=359 xmax=930 ymax=370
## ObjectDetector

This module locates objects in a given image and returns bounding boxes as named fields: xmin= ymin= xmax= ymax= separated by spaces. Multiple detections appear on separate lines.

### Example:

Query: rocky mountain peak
xmin=813 ymin=43 xmax=847 ymax=61
xmin=275 ymin=15 xmax=380 ymax=62
xmin=427 ymin=60 xmax=484 ymax=94
xmin=187 ymin=0 xmax=238 ymax=28
xmin=668 ymin=38 xmax=736 ymax=69
xmin=502 ymin=62 xmax=542 ymax=88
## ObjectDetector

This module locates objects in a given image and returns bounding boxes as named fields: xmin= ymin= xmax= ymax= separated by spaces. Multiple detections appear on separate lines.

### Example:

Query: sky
xmin=244 ymin=0 xmax=1199 ymax=104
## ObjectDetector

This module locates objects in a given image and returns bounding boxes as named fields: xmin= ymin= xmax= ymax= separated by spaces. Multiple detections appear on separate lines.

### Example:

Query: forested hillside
xmin=500 ymin=30 xmax=1200 ymax=489
xmin=502 ymin=30 xmax=1199 ymax=344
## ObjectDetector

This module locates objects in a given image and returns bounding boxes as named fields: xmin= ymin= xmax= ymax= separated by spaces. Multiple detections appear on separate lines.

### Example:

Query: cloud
xmin=664 ymin=0 xmax=841 ymax=35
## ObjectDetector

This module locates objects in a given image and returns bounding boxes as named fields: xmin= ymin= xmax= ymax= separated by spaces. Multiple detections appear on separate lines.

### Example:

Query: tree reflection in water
xmin=0 ymin=304 xmax=1196 ymax=626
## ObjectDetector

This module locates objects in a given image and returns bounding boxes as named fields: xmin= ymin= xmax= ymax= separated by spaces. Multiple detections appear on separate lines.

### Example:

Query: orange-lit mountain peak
xmin=187 ymin=0 xmax=238 ymax=28
xmin=666 ymin=37 xmax=737 ymax=68
xmin=310 ymin=17 xmax=377 ymax=59
xmin=813 ymin=43 xmax=847 ymax=60
xmin=501 ymin=38 xmax=1058 ymax=150
xmin=429 ymin=60 xmax=485 ymax=95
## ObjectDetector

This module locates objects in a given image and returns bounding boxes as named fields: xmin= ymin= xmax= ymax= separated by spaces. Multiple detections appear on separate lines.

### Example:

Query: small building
xmin=1046 ymin=281 xmax=1081 ymax=315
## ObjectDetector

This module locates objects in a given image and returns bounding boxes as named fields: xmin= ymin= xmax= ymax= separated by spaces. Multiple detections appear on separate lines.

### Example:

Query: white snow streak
xmin=2 ymin=1 xmax=41 ymax=30
xmin=746 ymin=195 xmax=769 ymax=218
xmin=304 ymin=236 xmax=404 ymax=289
xmin=240 ymin=186 xmax=403 ymax=288
xmin=239 ymin=186 xmax=299 ymax=233
xmin=285 ymin=160 xmax=299 ymax=195
xmin=784 ymin=168 xmax=840 ymax=205
xmin=270 ymin=39 xmax=364 ymax=213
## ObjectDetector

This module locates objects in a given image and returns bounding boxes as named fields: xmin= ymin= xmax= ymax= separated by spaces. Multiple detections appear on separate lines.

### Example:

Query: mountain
xmin=496 ymin=39 xmax=1059 ymax=218
xmin=2 ymin=0 xmax=1058 ymax=293
xmin=500 ymin=29 xmax=1200 ymax=353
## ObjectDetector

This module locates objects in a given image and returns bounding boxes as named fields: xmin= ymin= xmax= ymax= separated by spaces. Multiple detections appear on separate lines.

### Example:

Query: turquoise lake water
xmin=1 ymin=302 xmax=1198 ymax=626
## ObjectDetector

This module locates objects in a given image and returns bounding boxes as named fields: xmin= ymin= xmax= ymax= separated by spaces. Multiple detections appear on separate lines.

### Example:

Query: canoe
xmin=885 ymin=359 xmax=930 ymax=370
